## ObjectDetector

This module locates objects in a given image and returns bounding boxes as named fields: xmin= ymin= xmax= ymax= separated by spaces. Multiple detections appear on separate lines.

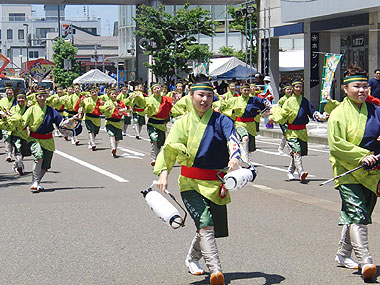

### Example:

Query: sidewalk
xmin=258 ymin=119 xmax=328 ymax=145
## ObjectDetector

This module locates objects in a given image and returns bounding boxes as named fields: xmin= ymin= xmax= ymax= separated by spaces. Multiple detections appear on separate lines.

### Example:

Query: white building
xmin=0 ymin=4 xmax=101 ymax=75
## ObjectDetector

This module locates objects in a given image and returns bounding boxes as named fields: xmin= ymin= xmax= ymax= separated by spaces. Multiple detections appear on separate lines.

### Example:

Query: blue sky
xmin=31 ymin=5 xmax=119 ymax=36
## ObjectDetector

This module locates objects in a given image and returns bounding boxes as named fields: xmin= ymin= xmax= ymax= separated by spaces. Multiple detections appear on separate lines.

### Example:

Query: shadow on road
xmin=40 ymin=186 xmax=106 ymax=192
xmin=190 ymin=271 xmax=285 ymax=285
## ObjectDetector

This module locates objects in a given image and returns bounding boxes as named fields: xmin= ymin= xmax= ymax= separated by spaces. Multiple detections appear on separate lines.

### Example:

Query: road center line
xmin=250 ymin=183 xmax=380 ymax=224
xmin=55 ymin=150 xmax=129 ymax=183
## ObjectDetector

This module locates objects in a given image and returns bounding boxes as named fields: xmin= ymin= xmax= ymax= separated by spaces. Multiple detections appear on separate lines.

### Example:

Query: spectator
xmin=368 ymin=69 xmax=380 ymax=99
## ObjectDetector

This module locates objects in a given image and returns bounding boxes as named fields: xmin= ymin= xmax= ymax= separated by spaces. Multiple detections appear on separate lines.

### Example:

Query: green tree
xmin=134 ymin=4 xmax=214 ymax=83
xmin=225 ymin=5 xmax=257 ymax=64
xmin=218 ymin=46 xmax=247 ymax=63
xmin=52 ymin=39 xmax=80 ymax=88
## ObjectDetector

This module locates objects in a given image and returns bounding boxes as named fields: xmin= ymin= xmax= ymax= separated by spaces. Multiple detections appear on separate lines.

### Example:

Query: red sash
xmin=92 ymin=99 xmax=103 ymax=116
xmin=288 ymin=124 xmax=306 ymax=130
xmin=73 ymin=95 xmax=86 ymax=112
xmin=153 ymin=96 xmax=173 ymax=119
xmin=181 ymin=166 xmax=224 ymax=181
xmin=30 ymin=132 xmax=53 ymax=139
xmin=236 ymin=117 xmax=255 ymax=122
xmin=59 ymin=104 xmax=65 ymax=111
xmin=111 ymin=100 xmax=127 ymax=119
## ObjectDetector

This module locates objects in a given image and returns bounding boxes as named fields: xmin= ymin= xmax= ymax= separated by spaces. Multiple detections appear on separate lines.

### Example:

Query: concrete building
xmin=0 ymin=4 xmax=101 ymax=75
xmin=118 ymin=4 xmax=245 ymax=83
xmin=258 ymin=0 xmax=380 ymax=107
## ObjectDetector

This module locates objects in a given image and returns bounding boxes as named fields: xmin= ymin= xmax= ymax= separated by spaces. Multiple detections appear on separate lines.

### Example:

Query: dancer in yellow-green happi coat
xmin=328 ymin=65 xmax=380 ymax=281
xmin=220 ymin=82 xmax=239 ymax=100
xmin=99 ymin=88 xmax=128 ymax=157
xmin=214 ymin=83 xmax=270 ymax=160
xmin=154 ymin=78 xmax=249 ymax=285
xmin=20 ymin=90 xmax=82 ymax=192
xmin=8 ymin=93 xmax=31 ymax=175
xmin=0 ymin=84 xmax=17 ymax=162
xmin=133 ymin=83 xmax=173 ymax=166
xmin=118 ymin=85 xmax=134 ymax=136
xmin=66 ymin=84 xmax=86 ymax=145
xmin=130 ymin=84 xmax=147 ymax=139
xmin=49 ymin=86 xmax=68 ymax=137
xmin=82 ymin=87 xmax=105 ymax=151
xmin=268 ymin=78 xmax=325 ymax=182
xmin=276 ymin=81 xmax=293 ymax=156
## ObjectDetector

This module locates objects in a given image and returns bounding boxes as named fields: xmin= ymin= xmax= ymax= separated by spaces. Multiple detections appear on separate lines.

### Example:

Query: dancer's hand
xmin=228 ymin=157 xmax=239 ymax=171
xmin=157 ymin=170 xmax=168 ymax=193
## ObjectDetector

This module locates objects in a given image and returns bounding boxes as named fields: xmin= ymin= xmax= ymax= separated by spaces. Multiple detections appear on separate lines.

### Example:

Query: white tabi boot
xmin=110 ymin=136 xmax=117 ymax=157
xmin=335 ymin=225 xmax=359 ymax=269
xmin=185 ymin=233 xmax=206 ymax=275
xmin=199 ymin=229 xmax=224 ymax=285
xmin=150 ymin=142 xmax=159 ymax=166
xmin=294 ymin=152 xmax=308 ymax=182
xmin=350 ymin=224 xmax=377 ymax=281
xmin=4 ymin=140 xmax=13 ymax=162
xmin=287 ymin=155 xmax=296 ymax=180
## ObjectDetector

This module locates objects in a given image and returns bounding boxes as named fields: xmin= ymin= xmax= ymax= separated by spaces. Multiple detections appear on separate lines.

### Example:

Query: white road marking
xmin=124 ymin=133 xmax=150 ymax=142
xmin=256 ymin=149 xmax=289 ymax=157
xmin=256 ymin=138 xmax=330 ymax=153
xmin=55 ymin=150 xmax=129 ymax=183
xmin=118 ymin=146 xmax=145 ymax=156
xmin=250 ymin=183 xmax=380 ymax=224
xmin=253 ymin=161 xmax=315 ymax=177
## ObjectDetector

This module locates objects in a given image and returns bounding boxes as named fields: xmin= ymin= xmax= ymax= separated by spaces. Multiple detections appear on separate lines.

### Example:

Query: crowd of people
xmin=1 ymin=65 xmax=380 ymax=283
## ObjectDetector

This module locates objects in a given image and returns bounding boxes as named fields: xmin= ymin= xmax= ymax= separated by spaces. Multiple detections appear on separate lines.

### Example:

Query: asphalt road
xmin=0 ymin=124 xmax=379 ymax=285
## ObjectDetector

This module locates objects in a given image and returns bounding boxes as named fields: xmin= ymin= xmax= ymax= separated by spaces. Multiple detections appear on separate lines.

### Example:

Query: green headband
xmin=190 ymin=82 xmax=213 ymax=92
xmin=16 ymin=93 xmax=26 ymax=98
xmin=152 ymin=83 xmax=161 ymax=88
xmin=292 ymin=81 xmax=303 ymax=86
xmin=343 ymin=75 xmax=368 ymax=84
xmin=241 ymin=84 xmax=250 ymax=89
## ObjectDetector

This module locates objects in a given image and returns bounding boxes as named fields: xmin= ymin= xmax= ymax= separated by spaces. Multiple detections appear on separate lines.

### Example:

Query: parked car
xmin=0 ymin=77 xmax=26 ymax=97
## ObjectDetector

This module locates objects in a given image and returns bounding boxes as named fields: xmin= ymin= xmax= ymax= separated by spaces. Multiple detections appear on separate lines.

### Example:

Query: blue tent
xmin=212 ymin=64 xmax=257 ymax=80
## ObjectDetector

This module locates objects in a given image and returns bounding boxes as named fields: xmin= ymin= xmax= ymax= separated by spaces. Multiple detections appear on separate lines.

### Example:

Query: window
xmin=7 ymin=29 xmax=13 ymax=40
xmin=29 ymin=51 xmax=39 ymax=59
xmin=36 ymin=28 xmax=55 ymax=39
xmin=9 ymin=13 xmax=25 ymax=22
xmin=18 ymin=29 xmax=24 ymax=40
xmin=214 ymin=21 xmax=226 ymax=33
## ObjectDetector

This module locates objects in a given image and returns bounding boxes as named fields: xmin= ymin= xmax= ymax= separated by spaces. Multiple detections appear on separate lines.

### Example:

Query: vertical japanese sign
xmin=320 ymin=53 xmax=342 ymax=104
xmin=261 ymin=38 xmax=269 ymax=76
xmin=310 ymin=33 xmax=319 ymax=88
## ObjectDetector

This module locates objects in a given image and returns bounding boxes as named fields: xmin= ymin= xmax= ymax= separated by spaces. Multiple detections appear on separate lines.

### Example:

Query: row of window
xmin=0 ymin=49 xmax=39 ymax=59
xmin=2 ymin=28 xmax=56 ymax=41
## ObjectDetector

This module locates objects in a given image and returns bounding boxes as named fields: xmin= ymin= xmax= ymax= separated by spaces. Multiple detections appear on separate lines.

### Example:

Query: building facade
xmin=258 ymin=0 xmax=380 ymax=106
xmin=0 ymin=4 xmax=101 ymax=75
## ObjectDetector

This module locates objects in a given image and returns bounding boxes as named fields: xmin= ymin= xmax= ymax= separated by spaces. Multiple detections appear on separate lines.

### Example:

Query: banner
xmin=193 ymin=62 xmax=209 ymax=77
xmin=0 ymin=53 xmax=10 ymax=73
xmin=27 ymin=59 xmax=55 ymax=82
xmin=320 ymin=53 xmax=342 ymax=104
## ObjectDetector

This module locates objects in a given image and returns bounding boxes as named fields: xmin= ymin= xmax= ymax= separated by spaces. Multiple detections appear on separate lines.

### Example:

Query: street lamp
xmin=23 ymin=23 xmax=29 ymax=73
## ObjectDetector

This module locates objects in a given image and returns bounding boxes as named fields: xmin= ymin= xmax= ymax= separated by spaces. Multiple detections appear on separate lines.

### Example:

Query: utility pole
xmin=94 ymin=45 xmax=98 ymax=69
xmin=23 ymin=23 xmax=29 ymax=73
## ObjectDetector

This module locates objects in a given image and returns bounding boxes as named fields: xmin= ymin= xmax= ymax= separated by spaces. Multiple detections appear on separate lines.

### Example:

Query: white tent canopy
xmin=208 ymin=57 xmax=257 ymax=79
xmin=73 ymin=69 xmax=116 ymax=84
